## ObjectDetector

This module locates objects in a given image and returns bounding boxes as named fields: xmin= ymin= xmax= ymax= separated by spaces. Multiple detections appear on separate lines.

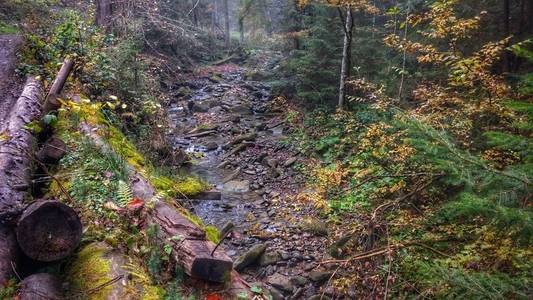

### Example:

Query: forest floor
xmin=167 ymin=52 xmax=338 ymax=299
xmin=0 ymin=34 xmax=23 ymax=132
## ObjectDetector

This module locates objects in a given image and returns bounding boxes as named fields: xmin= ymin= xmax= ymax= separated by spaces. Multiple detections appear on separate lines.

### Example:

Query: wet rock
xmin=192 ymin=102 xmax=209 ymax=112
xmin=234 ymin=243 xmax=267 ymax=271
xmin=230 ymin=115 xmax=241 ymax=123
xmin=269 ymin=287 xmax=285 ymax=300
xmin=309 ymin=271 xmax=333 ymax=284
xmin=259 ymin=250 xmax=282 ymax=266
xmin=300 ymin=218 xmax=328 ymax=236
xmin=221 ymin=168 xmax=240 ymax=183
xmin=223 ymin=180 xmax=250 ymax=193
xmin=204 ymin=141 xmax=218 ymax=151
xmin=290 ymin=275 xmax=308 ymax=286
xmin=267 ymin=273 xmax=293 ymax=292
xmin=283 ymin=157 xmax=297 ymax=167
xmin=231 ymin=104 xmax=252 ymax=115
xmin=309 ymin=295 xmax=331 ymax=300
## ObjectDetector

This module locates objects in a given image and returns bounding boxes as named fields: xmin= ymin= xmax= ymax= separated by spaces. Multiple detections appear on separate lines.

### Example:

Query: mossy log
xmin=16 ymin=200 xmax=82 ymax=262
xmin=76 ymin=117 xmax=252 ymax=295
xmin=149 ymin=200 xmax=233 ymax=283
xmin=19 ymin=273 xmax=63 ymax=300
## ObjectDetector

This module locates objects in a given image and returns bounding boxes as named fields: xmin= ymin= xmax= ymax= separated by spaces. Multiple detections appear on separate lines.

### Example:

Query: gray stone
xmin=223 ymin=180 xmax=250 ymax=193
xmin=267 ymin=273 xmax=293 ymax=292
xmin=234 ymin=244 xmax=267 ymax=271
xmin=259 ymin=250 xmax=282 ymax=266
xmin=290 ymin=275 xmax=308 ymax=286
xmin=204 ymin=141 xmax=218 ymax=151
xmin=269 ymin=287 xmax=285 ymax=300
xmin=309 ymin=271 xmax=333 ymax=284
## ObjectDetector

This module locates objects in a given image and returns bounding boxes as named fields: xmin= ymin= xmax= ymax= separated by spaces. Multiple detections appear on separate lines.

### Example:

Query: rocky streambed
xmin=166 ymin=57 xmax=338 ymax=299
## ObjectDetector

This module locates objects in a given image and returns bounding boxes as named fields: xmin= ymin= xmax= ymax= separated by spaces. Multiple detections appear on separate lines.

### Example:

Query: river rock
xmin=204 ymin=141 xmax=218 ymax=151
xmin=234 ymin=243 xmax=267 ymax=271
xmin=309 ymin=271 xmax=333 ymax=284
xmin=192 ymin=102 xmax=209 ymax=112
xmin=259 ymin=250 xmax=282 ymax=266
xmin=269 ymin=287 xmax=285 ymax=300
xmin=283 ymin=157 xmax=297 ymax=167
xmin=223 ymin=180 xmax=250 ymax=193
xmin=231 ymin=104 xmax=252 ymax=115
xmin=290 ymin=275 xmax=308 ymax=286
xmin=267 ymin=273 xmax=293 ymax=292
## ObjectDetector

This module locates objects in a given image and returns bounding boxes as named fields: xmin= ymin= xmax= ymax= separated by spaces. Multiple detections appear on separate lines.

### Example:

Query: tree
xmin=223 ymin=0 xmax=231 ymax=48
xmin=337 ymin=6 xmax=353 ymax=108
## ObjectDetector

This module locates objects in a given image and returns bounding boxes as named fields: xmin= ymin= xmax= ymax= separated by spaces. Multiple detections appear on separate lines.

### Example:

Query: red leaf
xmin=127 ymin=198 xmax=144 ymax=210
xmin=205 ymin=294 xmax=222 ymax=300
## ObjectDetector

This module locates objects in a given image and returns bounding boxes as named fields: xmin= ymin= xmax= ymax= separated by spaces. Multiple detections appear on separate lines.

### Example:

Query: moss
xmin=0 ymin=21 xmax=18 ymax=34
xmin=66 ymin=243 xmax=113 ymax=300
xmin=104 ymin=125 xmax=146 ymax=169
xmin=141 ymin=285 xmax=166 ymax=300
xmin=205 ymin=225 xmax=221 ymax=243
xmin=174 ymin=176 xmax=206 ymax=196
xmin=151 ymin=174 xmax=207 ymax=197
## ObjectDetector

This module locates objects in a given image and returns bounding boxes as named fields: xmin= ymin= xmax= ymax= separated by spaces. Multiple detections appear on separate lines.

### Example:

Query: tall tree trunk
xmin=503 ymin=0 xmax=511 ymax=72
xmin=223 ymin=0 xmax=230 ymax=49
xmin=397 ymin=13 xmax=409 ymax=101
xmin=338 ymin=7 xmax=354 ymax=109
xmin=239 ymin=18 xmax=244 ymax=43
xmin=95 ymin=0 xmax=113 ymax=29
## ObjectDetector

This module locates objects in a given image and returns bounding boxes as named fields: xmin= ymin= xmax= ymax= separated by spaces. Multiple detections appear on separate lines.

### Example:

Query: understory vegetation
xmin=0 ymin=0 xmax=531 ymax=298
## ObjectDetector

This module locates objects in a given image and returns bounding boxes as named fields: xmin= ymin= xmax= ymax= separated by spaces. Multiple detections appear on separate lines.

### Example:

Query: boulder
xmin=234 ymin=244 xmax=267 ymax=271
xmin=267 ymin=273 xmax=293 ymax=292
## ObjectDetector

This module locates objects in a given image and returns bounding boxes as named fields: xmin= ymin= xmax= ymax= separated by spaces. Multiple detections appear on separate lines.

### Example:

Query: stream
xmin=166 ymin=53 xmax=332 ymax=299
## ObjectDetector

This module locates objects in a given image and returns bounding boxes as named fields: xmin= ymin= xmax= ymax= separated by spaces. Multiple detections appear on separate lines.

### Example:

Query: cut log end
xmin=19 ymin=273 xmax=63 ymax=300
xmin=0 ymin=226 xmax=19 ymax=286
xmin=16 ymin=200 xmax=82 ymax=262
xmin=36 ymin=137 xmax=67 ymax=164
xmin=191 ymin=255 xmax=233 ymax=283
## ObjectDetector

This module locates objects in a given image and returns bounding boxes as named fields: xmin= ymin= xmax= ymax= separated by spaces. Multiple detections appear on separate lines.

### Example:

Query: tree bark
xmin=42 ymin=58 xmax=74 ymax=115
xmin=223 ymin=0 xmax=231 ymax=49
xmin=503 ymin=0 xmax=511 ymax=72
xmin=96 ymin=0 xmax=113 ymax=29
xmin=0 ymin=225 xmax=19 ymax=286
xmin=19 ymin=273 xmax=63 ymax=300
xmin=338 ymin=7 xmax=354 ymax=109
xmin=397 ymin=13 xmax=409 ymax=101
xmin=16 ymin=200 xmax=82 ymax=262
xmin=36 ymin=137 xmax=67 ymax=165
xmin=0 ymin=77 xmax=43 ymax=222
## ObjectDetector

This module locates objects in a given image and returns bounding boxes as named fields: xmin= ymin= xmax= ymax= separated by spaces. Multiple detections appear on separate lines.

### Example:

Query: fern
xmin=116 ymin=180 xmax=132 ymax=207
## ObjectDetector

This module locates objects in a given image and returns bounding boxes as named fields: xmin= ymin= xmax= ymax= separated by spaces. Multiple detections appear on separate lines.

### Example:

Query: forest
xmin=0 ymin=0 xmax=531 ymax=299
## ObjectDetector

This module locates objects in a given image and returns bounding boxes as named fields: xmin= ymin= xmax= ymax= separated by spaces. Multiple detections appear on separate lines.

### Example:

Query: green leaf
xmin=42 ymin=114 xmax=58 ymax=126
xmin=251 ymin=285 xmax=262 ymax=294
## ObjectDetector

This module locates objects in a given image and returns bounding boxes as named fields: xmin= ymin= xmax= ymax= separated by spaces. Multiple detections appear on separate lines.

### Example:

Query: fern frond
xmin=116 ymin=180 xmax=132 ymax=207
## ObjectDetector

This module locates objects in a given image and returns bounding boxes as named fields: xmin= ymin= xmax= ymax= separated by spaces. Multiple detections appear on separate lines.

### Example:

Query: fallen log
xmin=0 ymin=77 xmax=43 ymax=222
xmin=42 ymin=58 xmax=74 ymax=115
xmin=0 ymin=225 xmax=19 ymax=286
xmin=16 ymin=200 xmax=82 ymax=262
xmin=183 ymin=129 xmax=218 ymax=139
xmin=149 ymin=201 xmax=233 ymax=282
xmin=36 ymin=136 xmax=67 ymax=165
xmin=77 ymin=121 xmax=253 ymax=297
xmin=224 ymin=132 xmax=257 ymax=149
xmin=19 ymin=273 xmax=63 ymax=300
xmin=0 ymin=77 xmax=42 ymax=284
